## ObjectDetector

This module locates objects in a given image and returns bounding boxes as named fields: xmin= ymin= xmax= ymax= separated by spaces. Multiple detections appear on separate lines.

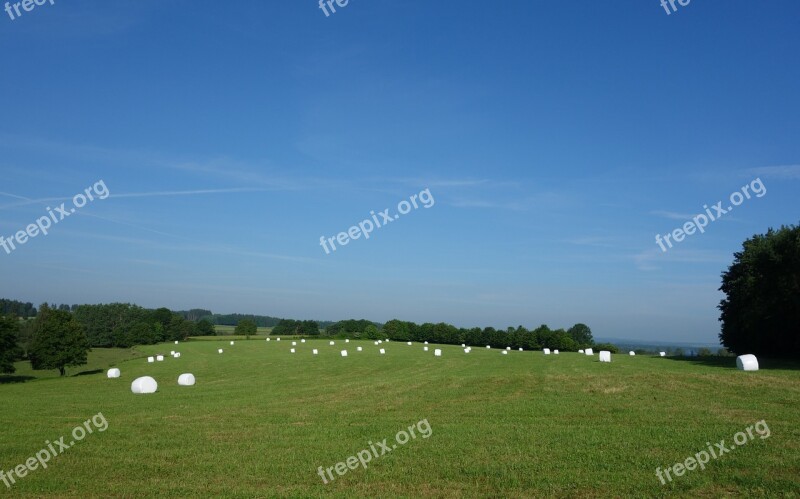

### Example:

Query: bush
xmin=593 ymin=343 xmax=619 ymax=354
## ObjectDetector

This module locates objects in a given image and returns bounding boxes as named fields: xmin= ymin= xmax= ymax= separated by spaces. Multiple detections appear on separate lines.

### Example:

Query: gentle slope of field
xmin=1 ymin=340 xmax=799 ymax=497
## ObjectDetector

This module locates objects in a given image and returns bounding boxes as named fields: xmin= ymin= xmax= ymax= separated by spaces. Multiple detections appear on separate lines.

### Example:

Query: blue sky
xmin=1 ymin=0 xmax=798 ymax=343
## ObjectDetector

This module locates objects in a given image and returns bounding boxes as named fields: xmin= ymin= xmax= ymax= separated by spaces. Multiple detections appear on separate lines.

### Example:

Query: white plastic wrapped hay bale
xmin=218 ymin=349 xmax=223 ymax=354
xmin=290 ymin=348 xmax=296 ymax=353
xmin=599 ymin=351 xmax=611 ymax=362
xmin=156 ymin=355 xmax=164 ymax=362
xmin=464 ymin=348 xmax=470 ymax=353
xmin=345 ymin=339 xmax=350 ymax=343
xmin=374 ymin=341 xmax=379 ymax=345
xmin=379 ymin=348 xmax=386 ymax=355
xmin=329 ymin=341 xmax=335 ymax=346
xmin=461 ymin=343 xmax=465 ymax=347
xmin=230 ymin=341 xmax=235 ymax=346
xmin=506 ymin=347 xmax=511 ymax=351
xmin=276 ymin=338 xmax=281 ymax=341
xmin=502 ymin=351 xmax=508 ymax=355
xmin=424 ymin=341 xmax=429 ymax=345
xmin=174 ymin=341 xmax=178 ymax=345
xmin=423 ymin=346 xmax=429 ymax=352
xmin=312 ymin=349 xmax=319 ymax=355
xmin=357 ymin=346 xmax=363 ymax=352
xmin=585 ymin=348 xmax=594 ymax=355
xmin=736 ymin=354 xmax=759 ymax=371
xmin=434 ymin=349 xmax=442 ymax=357
xmin=543 ymin=348 xmax=551 ymax=355
xmin=629 ymin=351 xmax=635 ymax=356
xmin=292 ymin=341 xmax=297 ymax=346
xmin=301 ymin=339 xmax=306 ymax=343
xmin=554 ymin=350 xmax=559 ymax=355
xmin=147 ymin=356 xmax=154 ymax=363
xmin=170 ymin=351 xmax=175 ymax=355
xmin=407 ymin=342 xmax=412 ymax=346
xmin=659 ymin=352 xmax=666 ymax=357
xmin=177 ymin=373 xmax=195 ymax=386
xmin=578 ymin=349 xmax=584 ymax=354
xmin=486 ymin=345 xmax=491 ymax=349
xmin=173 ymin=352 xmax=181 ymax=358
xmin=518 ymin=348 xmax=523 ymax=352
xmin=131 ymin=376 xmax=158 ymax=394
xmin=107 ymin=368 xmax=121 ymax=378
xmin=341 ymin=350 xmax=348 ymax=357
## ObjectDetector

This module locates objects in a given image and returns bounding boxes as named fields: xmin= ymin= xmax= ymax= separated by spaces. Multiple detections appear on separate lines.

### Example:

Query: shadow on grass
xmin=664 ymin=355 xmax=800 ymax=370
xmin=0 ymin=375 xmax=36 ymax=384
xmin=74 ymin=369 xmax=103 ymax=377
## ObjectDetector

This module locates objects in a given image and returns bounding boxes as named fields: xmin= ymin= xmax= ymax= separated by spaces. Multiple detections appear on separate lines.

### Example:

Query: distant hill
xmin=595 ymin=336 xmax=723 ymax=354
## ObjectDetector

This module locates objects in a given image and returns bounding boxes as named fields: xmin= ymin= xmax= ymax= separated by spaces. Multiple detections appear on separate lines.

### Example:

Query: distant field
xmin=213 ymin=325 xmax=272 ymax=335
xmin=1 ymin=341 xmax=799 ymax=497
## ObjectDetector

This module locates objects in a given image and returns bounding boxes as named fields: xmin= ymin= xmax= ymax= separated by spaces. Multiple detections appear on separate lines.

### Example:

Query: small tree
xmin=593 ymin=342 xmax=619 ymax=354
xmin=0 ymin=315 xmax=21 ymax=374
xmin=300 ymin=320 xmax=320 ymax=336
xmin=235 ymin=319 xmax=258 ymax=339
xmin=567 ymin=323 xmax=594 ymax=347
xmin=196 ymin=319 xmax=216 ymax=336
xmin=29 ymin=305 xmax=90 ymax=376
xmin=364 ymin=324 xmax=380 ymax=339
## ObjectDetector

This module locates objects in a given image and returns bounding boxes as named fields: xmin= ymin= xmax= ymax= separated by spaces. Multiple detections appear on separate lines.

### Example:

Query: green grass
xmin=1 ymin=341 xmax=799 ymax=497
xmin=5 ymin=347 xmax=140 ymax=381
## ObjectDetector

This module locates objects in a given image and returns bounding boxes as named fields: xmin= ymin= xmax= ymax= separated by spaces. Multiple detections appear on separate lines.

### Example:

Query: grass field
xmin=213 ymin=325 xmax=273 ymax=335
xmin=4 ymin=348 xmax=140 ymax=381
xmin=1 ymin=340 xmax=799 ymax=497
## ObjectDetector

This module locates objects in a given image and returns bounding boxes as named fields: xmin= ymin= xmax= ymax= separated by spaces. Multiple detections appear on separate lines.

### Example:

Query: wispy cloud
xmin=0 ymin=187 xmax=273 ymax=210
xmin=748 ymin=164 xmax=800 ymax=179
xmin=633 ymin=248 xmax=732 ymax=271
xmin=111 ymin=188 xmax=271 ymax=199
xmin=447 ymin=191 xmax=570 ymax=211
xmin=58 ymin=230 xmax=321 ymax=264
xmin=650 ymin=210 xmax=699 ymax=220
xmin=565 ymin=236 xmax=619 ymax=248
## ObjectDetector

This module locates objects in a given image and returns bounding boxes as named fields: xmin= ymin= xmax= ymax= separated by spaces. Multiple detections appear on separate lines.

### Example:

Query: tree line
xmin=0 ymin=299 xmax=37 ymax=318
xmin=321 ymin=319 xmax=599 ymax=351
xmin=175 ymin=310 xmax=335 ymax=329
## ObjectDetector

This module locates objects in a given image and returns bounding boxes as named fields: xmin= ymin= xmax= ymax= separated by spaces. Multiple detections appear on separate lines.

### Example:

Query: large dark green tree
xmin=0 ymin=315 xmax=21 ymax=374
xmin=719 ymin=224 xmax=800 ymax=358
xmin=29 ymin=304 xmax=90 ymax=376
